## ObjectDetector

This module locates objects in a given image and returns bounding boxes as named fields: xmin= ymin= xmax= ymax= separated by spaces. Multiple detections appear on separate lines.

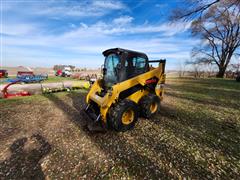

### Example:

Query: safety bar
xmin=148 ymin=59 xmax=166 ymax=63
xmin=149 ymin=59 xmax=166 ymax=74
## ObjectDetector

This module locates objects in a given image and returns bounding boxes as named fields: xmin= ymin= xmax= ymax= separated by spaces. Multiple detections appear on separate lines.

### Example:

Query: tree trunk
xmin=216 ymin=66 xmax=226 ymax=78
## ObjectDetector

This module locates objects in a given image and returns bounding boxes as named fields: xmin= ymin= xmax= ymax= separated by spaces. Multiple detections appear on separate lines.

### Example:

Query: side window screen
xmin=135 ymin=57 xmax=146 ymax=68
xmin=132 ymin=57 xmax=146 ymax=69
xmin=126 ymin=56 xmax=147 ymax=78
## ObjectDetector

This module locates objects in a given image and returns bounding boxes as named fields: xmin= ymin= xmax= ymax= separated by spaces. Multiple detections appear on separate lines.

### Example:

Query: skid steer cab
xmin=84 ymin=48 xmax=166 ymax=132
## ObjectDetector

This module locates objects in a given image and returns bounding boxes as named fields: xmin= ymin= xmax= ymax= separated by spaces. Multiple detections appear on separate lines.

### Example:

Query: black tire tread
xmin=108 ymin=99 xmax=138 ymax=132
xmin=139 ymin=94 xmax=160 ymax=118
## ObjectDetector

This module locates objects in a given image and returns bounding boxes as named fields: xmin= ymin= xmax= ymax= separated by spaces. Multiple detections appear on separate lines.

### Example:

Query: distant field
xmin=0 ymin=76 xmax=79 ymax=85
xmin=0 ymin=77 xmax=239 ymax=179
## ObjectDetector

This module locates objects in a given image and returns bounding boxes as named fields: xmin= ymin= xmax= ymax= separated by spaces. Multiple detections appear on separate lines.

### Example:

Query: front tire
xmin=108 ymin=99 xmax=138 ymax=132
xmin=139 ymin=94 xmax=160 ymax=118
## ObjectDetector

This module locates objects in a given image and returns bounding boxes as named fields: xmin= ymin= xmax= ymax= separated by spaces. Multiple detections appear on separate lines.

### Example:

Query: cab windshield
xmin=104 ymin=53 xmax=120 ymax=85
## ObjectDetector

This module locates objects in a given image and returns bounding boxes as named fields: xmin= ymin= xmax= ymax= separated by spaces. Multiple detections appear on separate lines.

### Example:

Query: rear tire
xmin=108 ymin=99 xmax=138 ymax=132
xmin=139 ymin=94 xmax=160 ymax=118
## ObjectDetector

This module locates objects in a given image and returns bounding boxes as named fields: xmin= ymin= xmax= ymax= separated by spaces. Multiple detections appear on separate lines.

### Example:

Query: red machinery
xmin=2 ymin=80 xmax=31 ymax=98
xmin=0 ymin=70 xmax=8 ymax=78
xmin=17 ymin=71 xmax=34 ymax=78
xmin=55 ymin=69 xmax=62 ymax=76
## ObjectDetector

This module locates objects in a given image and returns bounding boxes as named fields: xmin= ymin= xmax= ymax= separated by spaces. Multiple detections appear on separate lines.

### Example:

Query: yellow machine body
xmin=86 ymin=62 xmax=166 ymax=123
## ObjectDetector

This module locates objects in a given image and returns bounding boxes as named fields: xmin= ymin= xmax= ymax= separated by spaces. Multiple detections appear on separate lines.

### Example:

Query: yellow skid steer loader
xmin=84 ymin=48 xmax=166 ymax=131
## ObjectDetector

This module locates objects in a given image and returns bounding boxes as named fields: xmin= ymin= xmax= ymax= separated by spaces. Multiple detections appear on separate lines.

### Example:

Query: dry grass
xmin=0 ymin=77 xmax=239 ymax=179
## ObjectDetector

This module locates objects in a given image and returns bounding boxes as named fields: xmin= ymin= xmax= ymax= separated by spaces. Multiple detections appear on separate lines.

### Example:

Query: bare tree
xmin=171 ymin=0 xmax=240 ymax=21
xmin=178 ymin=59 xmax=187 ymax=77
xmin=191 ymin=4 xmax=240 ymax=78
xmin=206 ymin=62 xmax=216 ymax=77
xmin=229 ymin=56 xmax=240 ymax=73
xmin=185 ymin=60 xmax=204 ymax=78
xmin=232 ymin=63 xmax=240 ymax=72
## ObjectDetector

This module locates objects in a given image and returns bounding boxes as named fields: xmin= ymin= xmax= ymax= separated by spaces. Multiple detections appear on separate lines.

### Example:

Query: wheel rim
xmin=150 ymin=102 xmax=158 ymax=113
xmin=122 ymin=109 xmax=134 ymax=125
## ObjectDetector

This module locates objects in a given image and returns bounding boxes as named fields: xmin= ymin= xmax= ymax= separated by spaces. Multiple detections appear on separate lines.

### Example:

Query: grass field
xmin=0 ymin=77 xmax=239 ymax=179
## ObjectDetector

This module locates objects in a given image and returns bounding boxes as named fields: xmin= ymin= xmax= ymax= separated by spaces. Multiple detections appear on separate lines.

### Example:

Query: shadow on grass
xmin=90 ymin=133 xmax=176 ymax=179
xmin=153 ymin=104 xmax=240 ymax=178
xmin=0 ymin=134 xmax=51 ymax=180
xmin=44 ymin=92 xmax=178 ymax=178
xmin=44 ymin=91 xmax=231 ymax=178
xmin=159 ymin=104 xmax=240 ymax=153
xmin=165 ymin=91 xmax=240 ymax=110
xmin=134 ymin=127 xmax=214 ymax=179
xmin=44 ymin=92 xmax=88 ymax=130
xmin=44 ymin=92 xmax=112 ymax=178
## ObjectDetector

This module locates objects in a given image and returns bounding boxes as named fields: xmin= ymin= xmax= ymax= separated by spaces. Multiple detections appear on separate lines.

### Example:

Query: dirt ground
xmin=0 ymin=77 xmax=239 ymax=179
